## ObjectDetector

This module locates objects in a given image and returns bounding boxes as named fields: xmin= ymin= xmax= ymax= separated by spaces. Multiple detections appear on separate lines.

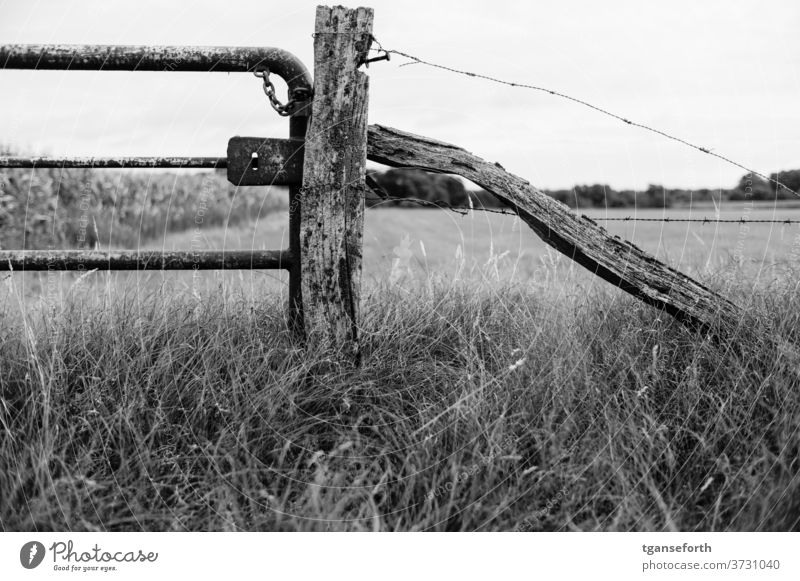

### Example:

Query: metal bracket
xmin=226 ymin=136 xmax=304 ymax=186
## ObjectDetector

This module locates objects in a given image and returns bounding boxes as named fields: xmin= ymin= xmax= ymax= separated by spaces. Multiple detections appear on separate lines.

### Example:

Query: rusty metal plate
xmin=226 ymin=137 xmax=304 ymax=186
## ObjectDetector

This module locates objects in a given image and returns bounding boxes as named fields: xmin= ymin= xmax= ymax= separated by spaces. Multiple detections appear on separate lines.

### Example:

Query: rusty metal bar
xmin=287 ymin=116 xmax=308 ymax=330
xmin=0 ymin=250 xmax=293 ymax=271
xmin=0 ymin=156 xmax=227 ymax=169
xmin=0 ymin=44 xmax=313 ymax=97
xmin=0 ymin=45 xmax=311 ymax=276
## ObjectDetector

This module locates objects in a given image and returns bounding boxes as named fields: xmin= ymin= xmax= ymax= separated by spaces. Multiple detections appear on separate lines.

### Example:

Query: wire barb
xmin=380 ymin=47 xmax=796 ymax=198
xmin=367 ymin=192 xmax=800 ymax=225
xmin=577 ymin=216 xmax=800 ymax=224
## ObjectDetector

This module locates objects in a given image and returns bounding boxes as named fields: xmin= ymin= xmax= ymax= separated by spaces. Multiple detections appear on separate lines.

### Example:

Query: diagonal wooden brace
xmin=366 ymin=124 xmax=744 ymax=335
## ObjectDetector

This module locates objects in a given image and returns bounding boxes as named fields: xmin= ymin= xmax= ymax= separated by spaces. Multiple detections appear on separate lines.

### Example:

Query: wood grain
xmin=366 ymin=124 xmax=743 ymax=335
xmin=300 ymin=6 xmax=373 ymax=358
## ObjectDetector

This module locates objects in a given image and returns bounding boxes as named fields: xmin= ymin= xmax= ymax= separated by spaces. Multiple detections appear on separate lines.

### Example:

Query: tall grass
xmin=0 ymin=274 xmax=798 ymax=531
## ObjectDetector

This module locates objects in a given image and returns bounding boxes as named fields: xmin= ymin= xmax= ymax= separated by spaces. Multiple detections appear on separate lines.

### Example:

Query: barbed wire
xmin=367 ymin=195 xmax=510 ymax=216
xmin=366 ymin=193 xmax=800 ymax=225
xmin=582 ymin=216 xmax=800 ymax=224
xmin=365 ymin=40 xmax=796 ymax=199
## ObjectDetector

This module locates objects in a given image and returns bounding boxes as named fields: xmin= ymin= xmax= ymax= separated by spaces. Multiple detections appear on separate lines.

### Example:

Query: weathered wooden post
xmin=366 ymin=125 xmax=745 ymax=336
xmin=300 ymin=5 xmax=372 ymax=360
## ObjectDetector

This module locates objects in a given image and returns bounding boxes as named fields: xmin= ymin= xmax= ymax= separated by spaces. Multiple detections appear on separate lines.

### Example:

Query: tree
xmin=730 ymin=173 xmax=772 ymax=201
xmin=367 ymin=169 xmax=469 ymax=207
xmin=769 ymin=169 xmax=800 ymax=199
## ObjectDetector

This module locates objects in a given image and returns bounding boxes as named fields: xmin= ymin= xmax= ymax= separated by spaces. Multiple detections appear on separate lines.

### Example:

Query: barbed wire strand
xmin=581 ymin=216 xmax=800 ymax=224
xmin=363 ymin=39 xmax=796 ymax=199
xmin=367 ymin=192 xmax=800 ymax=225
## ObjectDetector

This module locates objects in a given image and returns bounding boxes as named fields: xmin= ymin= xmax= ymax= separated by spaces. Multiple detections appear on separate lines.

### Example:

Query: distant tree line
xmin=366 ymin=168 xmax=800 ymax=211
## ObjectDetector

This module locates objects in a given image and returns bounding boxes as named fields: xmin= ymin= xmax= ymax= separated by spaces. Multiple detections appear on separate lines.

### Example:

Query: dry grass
xmin=1 ymin=270 xmax=799 ymax=532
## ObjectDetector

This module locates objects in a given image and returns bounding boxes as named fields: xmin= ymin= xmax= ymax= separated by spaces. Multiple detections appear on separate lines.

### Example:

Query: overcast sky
xmin=1 ymin=0 xmax=797 ymax=190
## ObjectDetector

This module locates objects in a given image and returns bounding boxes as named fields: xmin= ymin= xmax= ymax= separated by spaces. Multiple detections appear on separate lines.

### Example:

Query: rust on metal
xmin=0 ymin=156 xmax=227 ymax=169
xmin=287 ymin=116 xmax=308 ymax=330
xmin=0 ymin=44 xmax=313 ymax=106
xmin=0 ymin=250 xmax=293 ymax=271
xmin=226 ymin=137 xmax=304 ymax=186
xmin=0 ymin=44 xmax=310 ymax=275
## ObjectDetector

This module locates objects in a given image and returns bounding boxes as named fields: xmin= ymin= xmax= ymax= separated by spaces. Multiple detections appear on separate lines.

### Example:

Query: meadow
xmin=11 ymin=200 xmax=799 ymax=299
xmin=154 ymin=201 xmax=800 ymax=286
xmin=1 ymin=202 xmax=799 ymax=531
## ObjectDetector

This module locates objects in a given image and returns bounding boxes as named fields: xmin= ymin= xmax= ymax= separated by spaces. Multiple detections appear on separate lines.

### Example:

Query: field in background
xmin=144 ymin=202 xmax=800 ymax=286
xmin=5 ymin=203 xmax=800 ymax=308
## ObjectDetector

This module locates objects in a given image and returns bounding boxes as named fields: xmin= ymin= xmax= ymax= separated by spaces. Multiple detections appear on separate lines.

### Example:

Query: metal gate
xmin=0 ymin=44 xmax=312 ymax=323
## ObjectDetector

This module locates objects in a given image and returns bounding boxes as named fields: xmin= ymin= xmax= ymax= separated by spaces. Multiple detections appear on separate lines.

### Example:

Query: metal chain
xmin=253 ymin=68 xmax=301 ymax=117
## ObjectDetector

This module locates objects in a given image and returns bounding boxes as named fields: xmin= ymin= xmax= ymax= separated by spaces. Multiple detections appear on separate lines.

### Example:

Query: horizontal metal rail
xmin=0 ymin=45 xmax=310 ymax=274
xmin=0 ymin=250 xmax=293 ymax=271
xmin=0 ymin=138 xmax=305 ymax=186
xmin=0 ymin=156 xmax=227 ymax=169
xmin=0 ymin=44 xmax=313 ymax=96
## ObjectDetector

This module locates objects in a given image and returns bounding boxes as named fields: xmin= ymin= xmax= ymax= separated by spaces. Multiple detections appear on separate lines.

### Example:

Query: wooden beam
xmin=366 ymin=124 xmax=743 ymax=334
xmin=299 ymin=6 xmax=372 ymax=359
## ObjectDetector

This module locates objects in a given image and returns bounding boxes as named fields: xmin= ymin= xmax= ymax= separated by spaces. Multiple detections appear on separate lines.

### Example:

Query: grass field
xmin=8 ymin=201 xmax=800 ymax=304
xmin=149 ymin=201 xmax=800 ymax=292
xmin=160 ymin=202 xmax=800 ymax=281
xmin=2 ymin=204 xmax=800 ymax=531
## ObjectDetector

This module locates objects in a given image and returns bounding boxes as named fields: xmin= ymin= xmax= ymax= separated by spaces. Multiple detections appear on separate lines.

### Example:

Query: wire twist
xmin=370 ymin=45 xmax=796 ymax=198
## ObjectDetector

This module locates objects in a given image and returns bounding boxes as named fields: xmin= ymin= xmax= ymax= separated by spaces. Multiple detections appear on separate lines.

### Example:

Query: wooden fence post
xmin=299 ymin=5 xmax=372 ymax=359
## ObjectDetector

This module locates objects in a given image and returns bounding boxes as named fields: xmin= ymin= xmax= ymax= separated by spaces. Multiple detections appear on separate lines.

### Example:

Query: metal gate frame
xmin=0 ymin=44 xmax=312 ymax=324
